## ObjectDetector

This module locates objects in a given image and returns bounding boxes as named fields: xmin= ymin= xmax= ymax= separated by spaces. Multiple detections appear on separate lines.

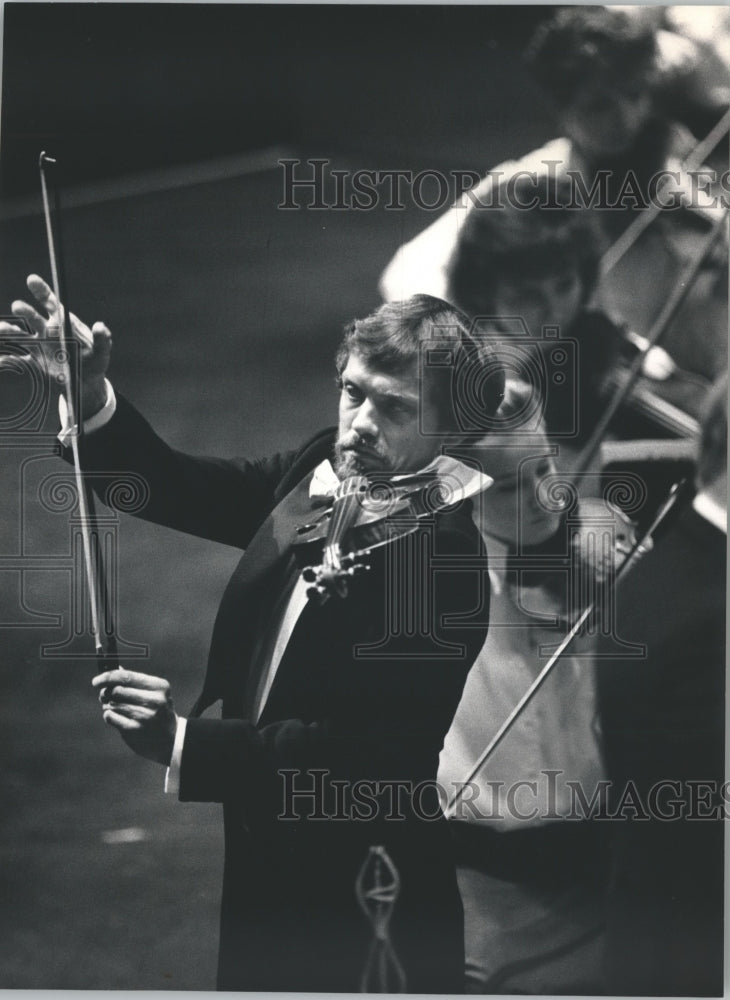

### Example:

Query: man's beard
xmin=333 ymin=435 xmax=389 ymax=479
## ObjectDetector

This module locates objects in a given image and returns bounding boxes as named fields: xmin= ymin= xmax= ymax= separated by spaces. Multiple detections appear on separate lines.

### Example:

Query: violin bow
xmin=574 ymin=207 xmax=728 ymax=478
xmin=600 ymin=106 xmax=730 ymax=277
xmin=443 ymin=477 xmax=690 ymax=820
xmin=39 ymin=152 xmax=118 ymax=668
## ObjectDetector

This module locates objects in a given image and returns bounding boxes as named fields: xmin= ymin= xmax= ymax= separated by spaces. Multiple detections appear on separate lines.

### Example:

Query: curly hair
xmin=525 ymin=7 xmax=658 ymax=107
xmin=336 ymin=294 xmax=506 ymax=434
xmin=446 ymin=174 xmax=603 ymax=319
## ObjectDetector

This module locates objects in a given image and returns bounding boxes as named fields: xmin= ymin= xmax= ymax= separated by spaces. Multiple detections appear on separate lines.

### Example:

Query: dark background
xmin=2 ymin=3 xmax=552 ymax=195
xmin=0 ymin=4 xmax=558 ymax=989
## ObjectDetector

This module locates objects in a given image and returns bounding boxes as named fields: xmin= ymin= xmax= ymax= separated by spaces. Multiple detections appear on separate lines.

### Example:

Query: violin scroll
xmin=302 ymin=550 xmax=371 ymax=604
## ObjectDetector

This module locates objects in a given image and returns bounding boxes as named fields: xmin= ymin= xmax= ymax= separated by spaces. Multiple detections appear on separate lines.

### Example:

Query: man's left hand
xmin=92 ymin=668 xmax=177 ymax=765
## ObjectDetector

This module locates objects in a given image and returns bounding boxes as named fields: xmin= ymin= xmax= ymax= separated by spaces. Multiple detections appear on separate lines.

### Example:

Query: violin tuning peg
xmin=301 ymin=567 xmax=317 ymax=583
xmin=306 ymin=585 xmax=330 ymax=606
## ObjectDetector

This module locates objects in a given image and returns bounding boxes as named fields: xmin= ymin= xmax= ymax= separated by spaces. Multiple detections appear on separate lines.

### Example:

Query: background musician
xmin=440 ymin=381 xmax=638 ymax=993
xmin=380 ymin=7 xmax=727 ymax=393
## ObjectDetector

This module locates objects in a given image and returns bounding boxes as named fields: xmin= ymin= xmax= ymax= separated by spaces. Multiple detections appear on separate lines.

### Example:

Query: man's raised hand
xmin=92 ymin=668 xmax=178 ymax=766
xmin=0 ymin=274 xmax=112 ymax=420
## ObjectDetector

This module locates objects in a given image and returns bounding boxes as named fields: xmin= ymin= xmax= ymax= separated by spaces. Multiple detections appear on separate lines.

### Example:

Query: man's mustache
xmin=337 ymin=435 xmax=383 ymax=459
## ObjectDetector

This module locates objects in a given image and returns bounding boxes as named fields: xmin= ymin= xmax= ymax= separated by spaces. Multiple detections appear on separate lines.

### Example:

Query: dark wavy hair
xmin=446 ymin=174 xmax=602 ymax=319
xmin=336 ymin=294 xmax=505 ymax=434
xmin=525 ymin=7 xmax=658 ymax=107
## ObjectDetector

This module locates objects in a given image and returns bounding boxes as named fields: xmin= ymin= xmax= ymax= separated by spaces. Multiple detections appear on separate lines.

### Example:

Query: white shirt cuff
xmin=57 ymin=379 xmax=117 ymax=446
xmin=164 ymin=716 xmax=187 ymax=796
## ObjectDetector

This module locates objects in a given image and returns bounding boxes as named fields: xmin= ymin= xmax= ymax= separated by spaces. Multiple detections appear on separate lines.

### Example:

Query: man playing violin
xmin=0 ymin=280 xmax=504 ymax=993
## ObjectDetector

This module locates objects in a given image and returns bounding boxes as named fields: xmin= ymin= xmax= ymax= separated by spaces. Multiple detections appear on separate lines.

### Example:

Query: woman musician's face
xmin=473 ymin=432 xmax=563 ymax=546
xmin=493 ymin=267 xmax=583 ymax=339
xmin=335 ymin=351 xmax=445 ymax=479
xmin=560 ymin=80 xmax=653 ymax=161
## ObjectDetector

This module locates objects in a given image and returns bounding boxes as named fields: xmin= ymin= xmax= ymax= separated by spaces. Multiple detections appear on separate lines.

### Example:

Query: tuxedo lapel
xmin=190 ymin=475 xmax=322 ymax=717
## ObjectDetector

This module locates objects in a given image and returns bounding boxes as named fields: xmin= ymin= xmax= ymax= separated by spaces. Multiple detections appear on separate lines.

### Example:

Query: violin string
xmin=319 ymin=476 xmax=366 ymax=574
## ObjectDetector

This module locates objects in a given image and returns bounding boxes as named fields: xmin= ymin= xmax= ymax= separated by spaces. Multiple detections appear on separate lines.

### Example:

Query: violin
xmin=294 ymin=469 xmax=453 ymax=604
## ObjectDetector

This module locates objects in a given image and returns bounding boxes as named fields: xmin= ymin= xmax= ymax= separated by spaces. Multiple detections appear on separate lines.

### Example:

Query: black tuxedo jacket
xmin=77 ymin=394 xmax=491 ymax=992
